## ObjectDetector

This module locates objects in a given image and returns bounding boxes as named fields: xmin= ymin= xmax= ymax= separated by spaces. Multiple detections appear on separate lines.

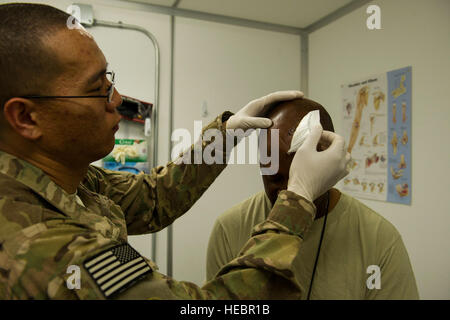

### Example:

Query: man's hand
xmin=287 ymin=124 xmax=351 ymax=202
xmin=226 ymin=91 xmax=304 ymax=130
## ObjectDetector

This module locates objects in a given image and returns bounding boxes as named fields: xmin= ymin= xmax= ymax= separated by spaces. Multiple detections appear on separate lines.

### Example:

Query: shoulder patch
xmin=83 ymin=243 xmax=152 ymax=298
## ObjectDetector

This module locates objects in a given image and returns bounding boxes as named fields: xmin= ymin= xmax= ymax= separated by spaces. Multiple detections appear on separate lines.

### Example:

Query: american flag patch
xmin=84 ymin=244 xmax=152 ymax=298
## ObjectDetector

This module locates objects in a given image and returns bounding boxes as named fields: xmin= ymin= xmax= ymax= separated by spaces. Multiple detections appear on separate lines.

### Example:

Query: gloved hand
xmin=287 ymin=124 xmax=351 ymax=202
xmin=226 ymin=91 xmax=304 ymax=130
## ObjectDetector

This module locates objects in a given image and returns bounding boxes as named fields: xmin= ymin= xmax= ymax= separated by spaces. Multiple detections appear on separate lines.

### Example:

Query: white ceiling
xmin=124 ymin=0 xmax=355 ymax=29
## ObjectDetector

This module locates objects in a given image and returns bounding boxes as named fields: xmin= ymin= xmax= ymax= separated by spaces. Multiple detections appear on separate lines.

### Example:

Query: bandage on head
xmin=287 ymin=110 xmax=320 ymax=154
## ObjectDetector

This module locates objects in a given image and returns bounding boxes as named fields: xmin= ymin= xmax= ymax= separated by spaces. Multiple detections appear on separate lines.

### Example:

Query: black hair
xmin=0 ymin=3 xmax=71 ymax=108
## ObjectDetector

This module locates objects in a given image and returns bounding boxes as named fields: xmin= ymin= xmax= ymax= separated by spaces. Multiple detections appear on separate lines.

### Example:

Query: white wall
xmin=309 ymin=0 xmax=450 ymax=299
xmin=172 ymin=17 xmax=301 ymax=286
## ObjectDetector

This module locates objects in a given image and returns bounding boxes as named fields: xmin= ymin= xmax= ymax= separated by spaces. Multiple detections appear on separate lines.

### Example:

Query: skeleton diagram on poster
xmin=340 ymin=66 xmax=411 ymax=204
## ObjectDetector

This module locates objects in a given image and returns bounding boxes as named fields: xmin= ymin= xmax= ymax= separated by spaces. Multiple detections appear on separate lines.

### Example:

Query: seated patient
xmin=206 ymin=98 xmax=419 ymax=299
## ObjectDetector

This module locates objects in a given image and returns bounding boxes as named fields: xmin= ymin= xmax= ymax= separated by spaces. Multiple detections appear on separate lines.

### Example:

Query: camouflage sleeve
xmin=82 ymin=112 xmax=234 ymax=235
xmin=0 ymin=190 xmax=315 ymax=299
xmin=116 ymin=190 xmax=316 ymax=299
xmin=0 ymin=198 xmax=120 ymax=299
xmin=200 ymin=190 xmax=316 ymax=299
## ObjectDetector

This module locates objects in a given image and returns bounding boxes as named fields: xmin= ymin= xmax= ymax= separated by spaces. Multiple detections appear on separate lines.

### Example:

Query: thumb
xmin=302 ymin=124 xmax=323 ymax=150
xmin=240 ymin=117 xmax=272 ymax=130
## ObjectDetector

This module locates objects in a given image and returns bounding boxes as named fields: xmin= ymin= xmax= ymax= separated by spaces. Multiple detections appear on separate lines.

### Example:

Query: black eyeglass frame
xmin=19 ymin=71 xmax=116 ymax=103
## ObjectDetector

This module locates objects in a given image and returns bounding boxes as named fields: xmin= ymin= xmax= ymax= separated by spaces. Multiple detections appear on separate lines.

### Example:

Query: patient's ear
xmin=317 ymin=141 xmax=330 ymax=152
xmin=318 ymin=142 xmax=326 ymax=151
xmin=317 ymin=133 xmax=332 ymax=151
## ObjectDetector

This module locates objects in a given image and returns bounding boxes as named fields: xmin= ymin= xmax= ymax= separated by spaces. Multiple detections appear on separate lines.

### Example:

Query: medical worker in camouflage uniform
xmin=0 ymin=3 xmax=350 ymax=299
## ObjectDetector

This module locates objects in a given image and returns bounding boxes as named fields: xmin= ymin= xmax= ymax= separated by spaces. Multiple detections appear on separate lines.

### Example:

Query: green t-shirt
xmin=206 ymin=191 xmax=419 ymax=299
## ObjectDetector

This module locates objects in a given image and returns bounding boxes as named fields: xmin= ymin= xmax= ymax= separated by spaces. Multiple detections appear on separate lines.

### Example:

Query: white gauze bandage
xmin=287 ymin=110 xmax=321 ymax=154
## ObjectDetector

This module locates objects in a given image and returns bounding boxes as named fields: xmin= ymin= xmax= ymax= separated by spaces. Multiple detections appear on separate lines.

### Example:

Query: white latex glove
xmin=226 ymin=90 xmax=304 ymax=130
xmin=287 ymin=124 xmax=351 ymax=202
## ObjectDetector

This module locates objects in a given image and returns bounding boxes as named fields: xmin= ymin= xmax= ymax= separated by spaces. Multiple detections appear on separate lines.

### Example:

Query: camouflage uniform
xmin=0 ymin=113 xmax=316 ymax=299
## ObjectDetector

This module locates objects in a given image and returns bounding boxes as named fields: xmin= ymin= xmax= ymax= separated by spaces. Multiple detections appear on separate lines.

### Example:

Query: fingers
xmin=238 ymin=117 xmax=272 ymax=130
xmin=319 ymin=130 xmax=338 ymax=146
xmin=343 ymin=152 xmax=352 ymax=177
xmin=249 ymin=117 xmax=272 ymax=129
xmin=302 ymin=124 xmax=323 ymax=150
xmin=267 ymin=90 xmax=304 ymax=104
xmin=323 ymin=131 xmax=346 ymax=155
xmin=334 ymin=151 xmax=352 ymax=182
xmin=244 ymin=91 xmax=305 ymax=117
xmin=321 ymin=131 xmax=350 ymax=182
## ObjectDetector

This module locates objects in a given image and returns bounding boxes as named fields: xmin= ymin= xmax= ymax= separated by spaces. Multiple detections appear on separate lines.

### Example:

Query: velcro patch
xmin=84 ymin=243 xmax=152 ymax=298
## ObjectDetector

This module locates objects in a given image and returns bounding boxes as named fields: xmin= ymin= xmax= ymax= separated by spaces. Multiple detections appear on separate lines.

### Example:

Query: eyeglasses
xmin=20 ymin=71 xmax=116 ymax=103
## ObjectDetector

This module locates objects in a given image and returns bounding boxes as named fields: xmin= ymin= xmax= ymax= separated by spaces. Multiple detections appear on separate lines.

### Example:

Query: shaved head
xmin=0 ymin=3 xmax=71 ymax=109
xmin=261 ymin=98 xmax=334 ymax=205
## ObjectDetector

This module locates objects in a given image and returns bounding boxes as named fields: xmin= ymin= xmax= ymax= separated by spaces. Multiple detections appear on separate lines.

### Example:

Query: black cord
xmin=306 ymin=192 xmax=330 ymax=300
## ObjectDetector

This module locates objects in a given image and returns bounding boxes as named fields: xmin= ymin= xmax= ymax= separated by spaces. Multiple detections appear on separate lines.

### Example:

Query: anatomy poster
xmin=340 ymin=66 xmax=411 ymax=204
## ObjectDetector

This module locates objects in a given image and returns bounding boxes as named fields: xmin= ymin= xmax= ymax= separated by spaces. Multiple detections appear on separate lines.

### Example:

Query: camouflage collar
xmin=0 ymin=150 xmax=86 ymax=218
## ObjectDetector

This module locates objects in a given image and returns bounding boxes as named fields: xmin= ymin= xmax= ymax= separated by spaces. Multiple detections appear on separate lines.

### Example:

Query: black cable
xmin=306 ymin=192 xmax=330 ymax=300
